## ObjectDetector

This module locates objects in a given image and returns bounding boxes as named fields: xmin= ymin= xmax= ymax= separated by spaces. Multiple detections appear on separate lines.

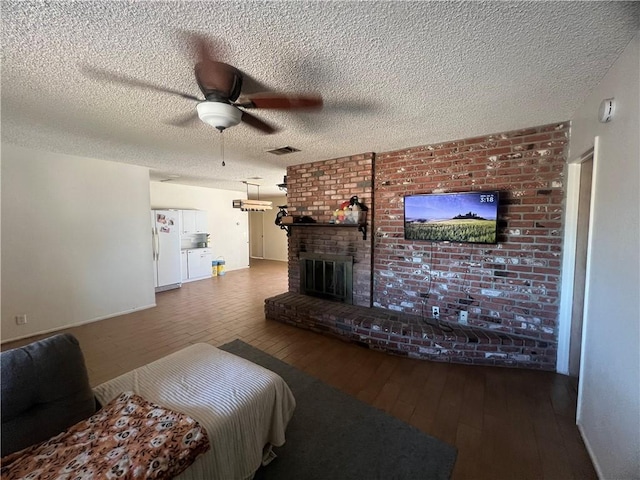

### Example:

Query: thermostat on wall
xmin=598 ymin=98 xmax=615 ymax=123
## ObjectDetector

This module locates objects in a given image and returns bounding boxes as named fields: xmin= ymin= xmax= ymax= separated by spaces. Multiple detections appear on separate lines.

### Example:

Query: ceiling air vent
xmin=267 ymin=146 xmax=300 ymax=156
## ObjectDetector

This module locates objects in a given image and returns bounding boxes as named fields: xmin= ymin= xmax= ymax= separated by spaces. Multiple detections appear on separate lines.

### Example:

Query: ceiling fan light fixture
xmin=196 ymin=102 xmax=242 ymax=130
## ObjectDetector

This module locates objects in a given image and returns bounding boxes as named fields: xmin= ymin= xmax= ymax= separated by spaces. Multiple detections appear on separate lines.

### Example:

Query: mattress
xmin=93 ymin=343 xmax=296 ymax=480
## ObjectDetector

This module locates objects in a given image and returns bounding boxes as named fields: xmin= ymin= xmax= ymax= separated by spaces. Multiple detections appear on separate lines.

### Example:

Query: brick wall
xmin=374 ymin=122 xmax=569 ymax=342
xmin=287 ymin=153 xmax=375 ymax=306
xmin=280 ymin=122 xmax=569 ymax=365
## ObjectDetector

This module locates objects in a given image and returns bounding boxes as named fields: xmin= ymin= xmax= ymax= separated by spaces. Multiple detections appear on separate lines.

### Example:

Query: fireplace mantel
xmin=280 ymin=222 xmax=367 ymax=240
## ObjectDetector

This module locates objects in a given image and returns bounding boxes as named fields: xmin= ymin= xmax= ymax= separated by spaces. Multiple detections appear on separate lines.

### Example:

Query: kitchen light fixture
xmin=232 ymin=199 xmax=273 ymax=211
xmin=232 ymin=181 xmax=273 ymax=212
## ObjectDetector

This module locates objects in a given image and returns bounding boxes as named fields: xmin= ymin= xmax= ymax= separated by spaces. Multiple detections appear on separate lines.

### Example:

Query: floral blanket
xmin=1 ymin=391 xmax=210 ymax=479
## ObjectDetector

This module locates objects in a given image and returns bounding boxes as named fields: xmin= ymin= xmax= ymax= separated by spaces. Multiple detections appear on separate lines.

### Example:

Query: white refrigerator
xmin=151 ymin=210 xmax=182 ymax=292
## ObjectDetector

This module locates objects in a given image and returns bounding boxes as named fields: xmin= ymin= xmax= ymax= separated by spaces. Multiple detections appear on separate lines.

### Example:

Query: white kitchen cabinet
xmin=180 ymin=210 xmax=208 ymax=235
xmin=180 ymin=210 xmax=195 ymax=235
xmin=194 ymin=210 xmax=208 ymax=233
xmin=180 ymin=250 xmax=189 ymax=281
xmin=187 ymin=248 xmax=213 ymax=280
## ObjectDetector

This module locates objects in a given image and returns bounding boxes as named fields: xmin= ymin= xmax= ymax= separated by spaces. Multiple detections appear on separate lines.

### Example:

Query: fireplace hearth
xmin=300 ymin=253 xmax=353 ymax=304
xmin=265 ymin=292 xmax=557 ymax=370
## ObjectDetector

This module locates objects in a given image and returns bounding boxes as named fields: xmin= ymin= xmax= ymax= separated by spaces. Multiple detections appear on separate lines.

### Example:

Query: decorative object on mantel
xmin=232 ymin=181 xmax=273 ymax=212
xmin=331 ymin=195 xmax=368 ymax=225
xmin=278 ymin=197 xmax=368 ymax=239
xmin=275 ymin=205 xmax=289 ymax=224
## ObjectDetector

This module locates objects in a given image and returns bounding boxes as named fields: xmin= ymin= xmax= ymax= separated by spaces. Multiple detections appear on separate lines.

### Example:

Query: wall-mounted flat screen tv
xmin=404 ymin=191 xmax=500 ymax=244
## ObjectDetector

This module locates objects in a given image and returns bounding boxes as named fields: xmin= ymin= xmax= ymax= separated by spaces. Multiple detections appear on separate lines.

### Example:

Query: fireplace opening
xmin=300 ymin=253 xmax=353 ymax=304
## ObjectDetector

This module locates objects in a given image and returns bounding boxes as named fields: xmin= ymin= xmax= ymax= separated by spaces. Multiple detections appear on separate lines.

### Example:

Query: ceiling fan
xmin=82 ymin=34 xmax=323 ymax=134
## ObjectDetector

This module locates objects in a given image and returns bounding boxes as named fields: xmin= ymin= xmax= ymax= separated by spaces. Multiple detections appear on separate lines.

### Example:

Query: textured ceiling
xmin=2 ymin=1 xmax=638 ymax=196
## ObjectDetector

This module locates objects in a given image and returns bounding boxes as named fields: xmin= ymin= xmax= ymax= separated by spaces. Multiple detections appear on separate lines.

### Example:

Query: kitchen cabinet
xmin=180 ymin=210 xmax=208 ymax=235
xmin=195 ymin=211 xmax=208 ymax=233
xmin=180 ymin=250 xmax=189 ymax=282
xmin=187 ymin=248 xmax=213 ymax=280
xmin=180 ymin=210 xmax=195 ymax=234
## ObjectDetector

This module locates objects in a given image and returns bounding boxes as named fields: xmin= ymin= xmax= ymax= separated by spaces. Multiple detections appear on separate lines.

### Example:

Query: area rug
xmin=219 ymin=339 xmax=457 ymax=480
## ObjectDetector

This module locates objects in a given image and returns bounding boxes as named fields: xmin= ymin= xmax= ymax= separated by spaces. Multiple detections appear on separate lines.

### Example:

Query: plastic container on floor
xmin=217 ymin=258 xmax=225 ymax=276
xmin=211 ymin=260 xmax=218 ymax=276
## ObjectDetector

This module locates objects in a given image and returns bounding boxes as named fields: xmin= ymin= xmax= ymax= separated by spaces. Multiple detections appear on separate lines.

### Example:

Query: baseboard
xmin=577 ymin=422 xmax=604 ymax=479
xmin=0 ymin=302 xmax=157 ymax=345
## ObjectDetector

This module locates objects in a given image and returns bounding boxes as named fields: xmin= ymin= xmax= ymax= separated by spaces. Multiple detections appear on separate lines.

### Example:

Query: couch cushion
xmin=1 ymin=333 xmax=97 ymax=457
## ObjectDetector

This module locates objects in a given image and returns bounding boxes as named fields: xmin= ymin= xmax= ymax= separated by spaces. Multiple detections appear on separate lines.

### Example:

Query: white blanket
xmin=93 ymin=343 xmax=296 ymax=480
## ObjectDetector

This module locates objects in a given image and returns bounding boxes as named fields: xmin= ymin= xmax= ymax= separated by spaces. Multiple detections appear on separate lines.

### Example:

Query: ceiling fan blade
xmin=240 ymin=111 xmax=278 ymax=134
xmin=190 ymin=32 xmax=221 ymax=65
xmin=163 ymin=111 xmax=199 ymax=127
xmin=239 ymin=93 xmax=323 ymax=110
xmin=194 ymin=61 xmax=242 ymax=101
xmin=236 ymin=69 xmax=270 ymax=95
xmin=186 ymin=33 xmax=242 ymax=101
xmin=81 ymin=65 xmax=201 ymax=101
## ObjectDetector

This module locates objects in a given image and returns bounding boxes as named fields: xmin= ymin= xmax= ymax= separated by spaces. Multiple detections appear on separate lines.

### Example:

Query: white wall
xmin=1 ymin=145 xmax=156 ymax=342
xmin=248 ymin=196 xmax=288 ymax=262
xmin=568 ymin=34 xmax=639 ymax=479
xmin=263 ymin=215 xmax=288 ymax=262
xmin=149 ymin=182 xmax=250 ymax=271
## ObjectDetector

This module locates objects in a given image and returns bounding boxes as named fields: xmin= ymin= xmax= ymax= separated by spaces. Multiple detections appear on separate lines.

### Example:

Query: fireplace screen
xmin=300 ymin=253 xmax=353 ymax=304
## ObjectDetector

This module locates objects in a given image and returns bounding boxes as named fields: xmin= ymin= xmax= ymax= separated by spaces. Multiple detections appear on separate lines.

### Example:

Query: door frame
xmin=249 ymin=211 xmax=265 ymax=259
xmin=557 ymin=138 xmax=598 ymax=375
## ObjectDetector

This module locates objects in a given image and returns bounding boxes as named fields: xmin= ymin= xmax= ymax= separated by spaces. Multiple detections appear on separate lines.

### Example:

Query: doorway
xmin=249 ymin=212 xmax=264 ymax=258
xmin=558 ymin=144 xmax=597 ymax=378
xmin=569 ymin=150 xmax=594 ymax=377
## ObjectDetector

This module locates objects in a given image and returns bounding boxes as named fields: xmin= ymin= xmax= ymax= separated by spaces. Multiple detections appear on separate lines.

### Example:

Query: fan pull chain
xmin=220 ymin=131 xmax=225 ymax=167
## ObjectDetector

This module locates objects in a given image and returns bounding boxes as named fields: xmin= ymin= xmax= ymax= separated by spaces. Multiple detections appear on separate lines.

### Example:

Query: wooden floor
xmin=4 ymin=259 xmax=596 ymax=480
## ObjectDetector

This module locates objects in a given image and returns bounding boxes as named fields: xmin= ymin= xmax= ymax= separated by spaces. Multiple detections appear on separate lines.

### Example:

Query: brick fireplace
xmin=266 ymin=122 xmax=568 ymax=370
xmin=299 ymin=253 xmax=354 ymax=304
xmin=286 ymin=153 xmax=374 ymax=307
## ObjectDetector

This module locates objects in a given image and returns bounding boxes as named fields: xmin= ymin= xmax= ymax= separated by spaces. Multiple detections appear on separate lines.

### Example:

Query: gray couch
xmin=1 ymin=333 xmax=98 ymax=457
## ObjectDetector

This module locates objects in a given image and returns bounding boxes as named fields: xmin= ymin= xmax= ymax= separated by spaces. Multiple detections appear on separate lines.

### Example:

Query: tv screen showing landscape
xmin=404 ymin=191 xmax=500 ymax=244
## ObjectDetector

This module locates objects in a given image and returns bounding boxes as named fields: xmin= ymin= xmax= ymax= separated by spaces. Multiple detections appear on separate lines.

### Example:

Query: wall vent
xmin=267 ymin=146 xmax=300 ymax=155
